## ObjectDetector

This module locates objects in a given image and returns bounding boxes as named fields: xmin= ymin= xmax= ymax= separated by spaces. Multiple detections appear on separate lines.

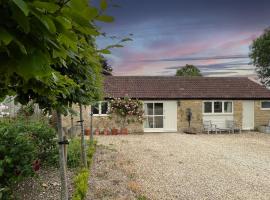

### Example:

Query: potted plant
xmin=101 ymin=118 xmax=110 ymax=135
xmin=94 ymin=120 xmax=101 ymax=135
xmin=108 ymin=97 xmax=144 ymax=135
xmin=111 ymin=127 xmax=118 ymax=135
xmin=84 ymin=128 xmax=91 ymax=136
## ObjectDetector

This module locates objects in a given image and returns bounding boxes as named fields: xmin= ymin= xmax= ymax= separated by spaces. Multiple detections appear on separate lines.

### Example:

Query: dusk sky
xmin=95 ymin=0 xmax=270 ymax=76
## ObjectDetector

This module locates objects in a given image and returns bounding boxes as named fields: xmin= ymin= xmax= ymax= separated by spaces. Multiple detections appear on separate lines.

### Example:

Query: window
xmin=261 ymin=101 xmax=270 ymax=110
xmin=203 ymin=101 xmax=233 ymax=114
xmin=224 ymin=101 xmax=232 ymax=113
xmin=92 ymin=101 xmax=108 ymax=115
xmin=204 ymin=102 xmax=212 ymax=113
xmin=214 ymin=102 xmax=222 ymax=113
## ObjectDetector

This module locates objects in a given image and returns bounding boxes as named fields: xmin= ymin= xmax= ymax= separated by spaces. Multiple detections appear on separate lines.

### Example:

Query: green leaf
xmin=14 ymin=39 xmax=27 ymax=54
xmin=11 ymin=3 xmax=30 ymax=33
xmin=40 ymin=15 xmax=56 ymax=33
xmin=100 ymin=0 xmax=107 ymax=11
xmin=106 ymin=44 xmax=124 ymax=48
xmin=96 ymin=15 xmax=114 ymax=22
xmin=15 ymin=51 xmax=52 ymax=80
xmin=12 ymin=0 xmax=30 ymax=16
xmin=0 ymin=28 xmax=13 ymax=45
xmin=32 ymin=1 xmax=60 ymax=13
xmin=52 ymin=48 xmax=67 ymax=59
xmin=83 ymin=7 xmax=99 ymax=20
xmin=55 ymin=16 xmax=72 ymax=30
xmin=69 ymin=0 xmax=88 ymax=10
xmin=99 ymin=49 xmax=111 ymax=54
xmin=74 ymin=26 xmax=99 ymax=36
xmin=58 ymin=32 xmax=77 ymax=51
xmin=121 ymin=37 xmax=132 ymax=42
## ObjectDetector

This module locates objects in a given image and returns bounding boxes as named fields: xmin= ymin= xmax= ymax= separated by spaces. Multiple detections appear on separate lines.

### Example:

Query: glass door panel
xmin=154 ymin=116 xmax=163 ymax=128
xmin=154 ymin=103 xmax=163 ymax=115
xmin=144 ymin=102 xmax=164 ymax=129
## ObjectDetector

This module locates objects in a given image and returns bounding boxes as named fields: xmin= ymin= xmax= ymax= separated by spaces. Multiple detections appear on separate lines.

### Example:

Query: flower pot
xmin=120 ymin=128 xmax=128 ymax=135
xmin=95 ymin=128 xmax=100 ymax=135
xmin=111 ymin=128 xmax=118 ymax=135
xmin=103 ymin=128 xmax=110 ymax=135
xmin=32 ymin=159 xmax=41 ymax=172
xmin=84 ymin=128 xmax=90 ymax=136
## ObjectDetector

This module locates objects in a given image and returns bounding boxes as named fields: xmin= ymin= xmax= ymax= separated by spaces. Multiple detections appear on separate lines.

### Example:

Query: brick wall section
xmin=233 ymin=101 xmax=242 ymax=127
xmin=61 ymin=105 xmax=143 ymax=134
xmin=177 ymin=100 xmax=203 ymax=131
xmin=254 ymin=100 xmax=270 ymax=127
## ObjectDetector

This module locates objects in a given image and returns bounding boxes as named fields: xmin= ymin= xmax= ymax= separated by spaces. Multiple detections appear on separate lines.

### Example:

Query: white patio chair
xmin=202 ymin=120 xmax=218 ymax=134
xmin=225 ymin=120 xmax=242 ymax=134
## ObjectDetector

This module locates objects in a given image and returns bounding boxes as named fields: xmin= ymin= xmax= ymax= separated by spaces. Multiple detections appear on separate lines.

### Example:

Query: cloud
xmin=137 ymin=54 xmax=249 ymax=63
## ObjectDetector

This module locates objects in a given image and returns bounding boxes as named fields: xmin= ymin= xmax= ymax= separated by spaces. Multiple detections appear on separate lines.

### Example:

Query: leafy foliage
xmin=108 ymin=97 xmax=144 ymax=128
xmin=72 ymin=140 xmax=96 ymax=200
xmin=250 ymin=28 xmax=270 ymax=86
xmin=0 ymin=0 xmax=111 ymax=113
xmin=67 ymin=138 xmax=81 ymax=168
xmin=0 ymin=119 xmax=57 ymax=198
xmin=100 ymin=56 xmax=113 ymax=76
xmin=176 ymin=64 xmax=202 ymax=77
xmin=72 ymin=168 xmax=89 ymax=200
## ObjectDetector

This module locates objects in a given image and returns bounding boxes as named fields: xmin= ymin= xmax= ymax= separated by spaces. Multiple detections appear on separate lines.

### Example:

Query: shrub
xmin=72 ymin=168 xmax=89 ymax=200
xmin=87 ymin=140 xmax=97 ymax=166
xmin=108 ymin=97 xmax=144 ymax=128
xmin=0 ymin=119 xmax=58 ymax=198
xmin=67 ymin=138 xmax=81 ymax=168
xmin=72 ymin=140 xmax=96 ymax=200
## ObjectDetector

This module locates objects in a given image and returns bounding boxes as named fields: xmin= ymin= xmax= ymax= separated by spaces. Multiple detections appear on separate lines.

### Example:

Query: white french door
xmin=144 ymin=102 xmax=164 ymax=131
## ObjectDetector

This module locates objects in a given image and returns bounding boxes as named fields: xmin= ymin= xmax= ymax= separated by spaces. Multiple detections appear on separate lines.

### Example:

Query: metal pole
xmin=90 ymin=106 xmax=94 ymax=142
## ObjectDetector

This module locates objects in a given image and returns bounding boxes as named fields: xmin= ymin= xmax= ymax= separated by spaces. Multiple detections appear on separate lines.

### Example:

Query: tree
xmin=175 ymin=64 xmax=202 ymax=77
xmin=250 ymin=28 xmax=270 ymax=86
xmin=0 ymin=0 xmax=113 ymax=199
xmin=100 ymin=55 xmax=113 ymax=76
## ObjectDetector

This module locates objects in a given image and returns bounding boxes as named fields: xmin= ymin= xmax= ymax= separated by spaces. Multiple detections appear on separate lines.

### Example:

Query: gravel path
xmin=95 ymin=132 xmax=270 ymax=200
xmin=13 ymin=167 xmax=75 ymax=200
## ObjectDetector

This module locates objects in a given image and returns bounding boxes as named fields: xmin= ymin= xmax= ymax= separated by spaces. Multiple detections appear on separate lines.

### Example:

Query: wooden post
xmin=56 ymin=111 xmax=69 ymax=200
xmin=79 ymin=104 xmax=87 ymax=167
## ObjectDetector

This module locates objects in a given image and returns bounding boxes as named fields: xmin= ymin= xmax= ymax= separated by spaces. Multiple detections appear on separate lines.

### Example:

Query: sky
xmin=95 ymin=0 xmax=270 ymax=77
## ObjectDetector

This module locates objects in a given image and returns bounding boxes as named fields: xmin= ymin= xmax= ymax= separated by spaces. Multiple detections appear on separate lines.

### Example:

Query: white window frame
xmin=92 ymin=101 xmax=109 ymax=116
xmin=203 ymin=100 xmax=233 ymax=115
xmin=260 ymin=100 xmax=270 ymax=110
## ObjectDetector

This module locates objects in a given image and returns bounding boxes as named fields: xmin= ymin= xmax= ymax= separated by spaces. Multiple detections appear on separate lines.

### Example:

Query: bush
xmin=72 ymin=168 xmax=89 ymax=200
xmin=0 ymin=119 xmax=57 ymax=198
xmin=87 ymin=140 xmax=96 ymax=166
xmin=67 ymin=138 xmax=81 ymax=168
xmin=72 ymin=140 xmax=96 ymax=200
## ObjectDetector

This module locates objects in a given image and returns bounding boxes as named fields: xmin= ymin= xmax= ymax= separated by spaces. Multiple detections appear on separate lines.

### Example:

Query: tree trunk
xmin=79 ymin=104 xmax=87 ymax=167
xmin=56 ymin=111 xmax=69 ymax=200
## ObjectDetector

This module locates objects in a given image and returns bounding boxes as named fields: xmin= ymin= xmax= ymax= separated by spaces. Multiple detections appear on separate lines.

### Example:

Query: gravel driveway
xmin=95 ymin=132 xmax=270 ymax=200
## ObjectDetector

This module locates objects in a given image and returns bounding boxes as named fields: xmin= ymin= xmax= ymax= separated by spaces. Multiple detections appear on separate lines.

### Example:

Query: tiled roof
xmin=104 ymin=76 xmax=270 ymax=99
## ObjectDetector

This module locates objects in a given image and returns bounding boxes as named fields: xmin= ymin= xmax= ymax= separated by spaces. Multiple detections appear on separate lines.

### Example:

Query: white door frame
xmin=242 ymin=100 xmax=254 ymax=130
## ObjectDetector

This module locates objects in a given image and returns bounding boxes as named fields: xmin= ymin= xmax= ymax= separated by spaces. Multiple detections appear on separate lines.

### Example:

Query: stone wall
xmin=61 ymin=104 xmax=143 ymax=134
xmin=61 ymin=100 xmax=270 ymax=134
xmin=254 ymin=100 xmax=270 ymax=128
xmin=177 ymin=100 xmax=203 ymax=131
xmin=233 ymin=100 xmax=242 ymax=127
